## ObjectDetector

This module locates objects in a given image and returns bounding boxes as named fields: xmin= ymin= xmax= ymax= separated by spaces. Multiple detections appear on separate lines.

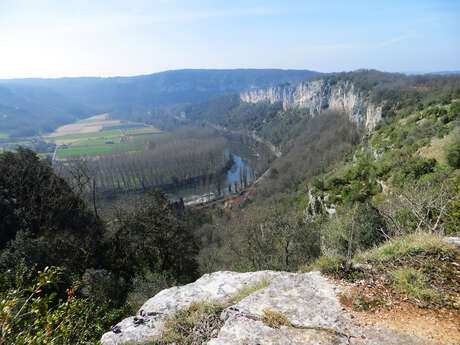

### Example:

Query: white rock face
xmin=101 ymin=271 xmax=432 ymax=345
xmin=240 ymin=79 xmax=382 ymax=131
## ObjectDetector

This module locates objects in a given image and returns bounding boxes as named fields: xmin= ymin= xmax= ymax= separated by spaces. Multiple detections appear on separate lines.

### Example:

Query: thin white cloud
xmin=378 ymin=33 xmax=414 ymax=47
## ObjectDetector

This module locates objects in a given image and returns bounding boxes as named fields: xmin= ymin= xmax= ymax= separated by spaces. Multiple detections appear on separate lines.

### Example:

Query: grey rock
xmin=208 ymin=272 xmax=431 ymax=345
xmin=444 ymin=237 xmax=460 ymax=246
xmin=208 ymin=316 xmax=349 ymax=345
xmin=101 ymin=270 xmax=289 ymax=345
xmin=101 ymin=271 xmax=435 ymax=345
xmin=240 ymin=79 xmax=382 ymax=131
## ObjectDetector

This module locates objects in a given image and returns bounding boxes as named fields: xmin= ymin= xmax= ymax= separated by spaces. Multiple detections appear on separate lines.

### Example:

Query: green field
xmin=52 ymin=129 xmax=123 ymax=142
xmin=0 ymin=115 xmax=162 ymax=158
xmin=56 ymin=146 xmax=115 ymax=157
xmin=53 ymin=126 xmax=162 ymax=158
xmin=124 ymin=127 xmax=161 ymax=134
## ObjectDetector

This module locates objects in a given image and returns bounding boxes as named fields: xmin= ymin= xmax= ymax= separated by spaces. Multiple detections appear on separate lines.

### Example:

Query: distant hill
xmin=0 ymin=69 xmax=319 ymax=136
xmin=404 ymin=70 xmax=460 ymax=75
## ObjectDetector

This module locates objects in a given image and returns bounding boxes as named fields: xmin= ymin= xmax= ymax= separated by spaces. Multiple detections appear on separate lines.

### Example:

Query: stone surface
xmin=240 ymin=79 xmax=382 ymax=131
xmin=101 ymin=271 xmax=289 ymax=345
xmin=209 ymin=272 xmax=431 ymax=345
xmin=101 ymin=271 xmax=435 ymax=345
xmin=444 ymin=236 xmax=460 ymax=246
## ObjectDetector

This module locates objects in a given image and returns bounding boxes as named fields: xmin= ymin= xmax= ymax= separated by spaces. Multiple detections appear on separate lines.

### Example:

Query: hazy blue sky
xmin=0 ymin=0 xmax=459 ymax=78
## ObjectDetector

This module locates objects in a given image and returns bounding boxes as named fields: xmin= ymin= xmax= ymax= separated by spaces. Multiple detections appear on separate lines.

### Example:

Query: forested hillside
xmin=0 ymin=149 xmax=209 ymax=343
xmin=194 ymin=71 xmax=460 ymax=272
xmin=0 ymin=69 xmax=317 ymax=136
xmin=0 ymin=70 xmax=459 ymax=344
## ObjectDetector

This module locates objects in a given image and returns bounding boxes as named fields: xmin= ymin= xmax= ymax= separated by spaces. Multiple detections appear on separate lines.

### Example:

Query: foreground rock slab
xmin=101 ymin=271 xmax=289 ymax=345
xmin=101 ymin=271 xmax=434 ymax=345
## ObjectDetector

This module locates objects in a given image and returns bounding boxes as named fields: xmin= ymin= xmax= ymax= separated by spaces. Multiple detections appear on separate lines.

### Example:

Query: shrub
xmin=325 ymin=176 xmax=346 ymax=189
xmin=151 ymin=302 xmax=224 ymax=345
xmin=0 ymin=263 xmax=109 ymax=345
xmin=81 ymin=268 xmax=128 ymax=308
xmin=400 ymin=156 xmax=436 ymax=181
xmin=126 ymin=270 xmax=176 ymax=312
xmin=305 ymin=254 xmax=361 ymax=280
xmin=390 ymin=268 xmax=440 ymax=306
xmin=321 ymin=203 xmax=386 ymax=258
xmin=355 ymin=233 xmax=454 ymax=263
xmin=445 ymin=136 xmax=460 ymax=168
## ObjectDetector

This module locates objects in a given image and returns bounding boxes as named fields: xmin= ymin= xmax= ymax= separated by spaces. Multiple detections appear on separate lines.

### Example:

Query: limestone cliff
xmin=101 ymin=271 xmax=431 ymax=345
xmin=240 ymin=79 xmax=382 ymax=131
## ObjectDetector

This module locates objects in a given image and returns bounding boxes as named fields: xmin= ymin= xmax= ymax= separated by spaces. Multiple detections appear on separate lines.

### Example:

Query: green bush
xmin=307 ymin=254 xmax=348 ymax=277
xmin=306 ymin=254 xmax=361 ymax=280
xmin=127 ymin=270 xmax=176 ymax=312
xmin=81 ymin=268 xmax=128 ymax=308
xmin=399 ymin=156 xmax=436 ymax=181
xmin=445 ymin=136 xmax=460 ymax=168
xmin=0 ymin=263 xmax=110 ymax=345
xmin=325 ymin=176 xmax=346 ymax=189
xmin=390 ymin=268 xmax=439 ymax=306
xmin=355 ymin=233 xmax=454 ymax=263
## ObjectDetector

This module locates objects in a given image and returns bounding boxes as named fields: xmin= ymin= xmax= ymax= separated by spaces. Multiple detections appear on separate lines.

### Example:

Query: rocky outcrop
xmin=101 ymin=271 xmax=432 ymax=345
xmin=240 ymin=79 xmax=382 ymax=131
xmin=101 ymin=271 xmax=288 ymax=345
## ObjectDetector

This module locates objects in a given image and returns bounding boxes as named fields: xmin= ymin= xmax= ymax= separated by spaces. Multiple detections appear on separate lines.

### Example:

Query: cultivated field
xmin=45 ymin=114 xmax=162 ymax=159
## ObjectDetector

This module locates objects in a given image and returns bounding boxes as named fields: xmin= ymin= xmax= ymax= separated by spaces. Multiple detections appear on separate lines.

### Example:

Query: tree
xmin=106 ymin=190 xmax=199 ymax=283
xmin=375 ymin=171 xmax=458 ymax=235
xmin=0 ymin=148 xmax=104 ymax=273
xmin=445 ymin=136 xmax=460 ymax=169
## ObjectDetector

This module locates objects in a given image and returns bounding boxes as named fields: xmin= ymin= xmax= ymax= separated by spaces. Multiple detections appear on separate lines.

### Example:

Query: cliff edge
xmin=240 ymin=79 xmax=382 ymax=131
xmin=101 ymin=271 xmax=434 ymax=345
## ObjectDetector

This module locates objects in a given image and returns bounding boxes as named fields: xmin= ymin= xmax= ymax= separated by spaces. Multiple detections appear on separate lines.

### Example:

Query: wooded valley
xmin=0 ymin=70 xmax=459 ymax=344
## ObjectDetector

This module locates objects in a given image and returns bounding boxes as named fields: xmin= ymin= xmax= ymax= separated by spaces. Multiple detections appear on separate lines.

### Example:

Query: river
xmin=182 ymin=150 xmax=252 ymax=206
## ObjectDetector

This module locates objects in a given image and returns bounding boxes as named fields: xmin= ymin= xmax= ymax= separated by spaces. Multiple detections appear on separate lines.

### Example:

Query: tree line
xmin=55 ymin=127 xmax=234 ymax=197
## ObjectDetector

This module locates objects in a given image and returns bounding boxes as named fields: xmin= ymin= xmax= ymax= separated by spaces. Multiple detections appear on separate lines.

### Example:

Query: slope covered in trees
xmin=0 ymin=148 xmax=209 ymax=344
xmin=0 ymin=70 xmax=459 ymax=344
xmin=195 ymin=72 xmax=460 ymax=274
xmin=0 ymin=69 xmax=318 ymax=136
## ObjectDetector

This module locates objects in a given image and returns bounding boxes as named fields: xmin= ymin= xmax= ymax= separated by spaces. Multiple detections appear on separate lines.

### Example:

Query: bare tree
xmin=375 ymin=173 xmax=457 ymax=235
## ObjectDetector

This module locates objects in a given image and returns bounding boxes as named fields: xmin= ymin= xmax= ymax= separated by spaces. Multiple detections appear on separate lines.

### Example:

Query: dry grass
xmin=390 ymin=267 xmax=440 ymax=304
xmin=261 ymin=308 xmax=292 ymax=328
xmin=148 ymin=281 xmax=272 ymax=345
xmin=419 ymin=126 xmax=459 ymax=164
xmin=230 ymin=280 xmax=270 ymax=303
xmin=355 ymin=232 xmax=455 ymax=263
xmin=150 ymin=302 xmax=224 ymax=345
xmin=335 ymin=232 xmax=460 ymax=345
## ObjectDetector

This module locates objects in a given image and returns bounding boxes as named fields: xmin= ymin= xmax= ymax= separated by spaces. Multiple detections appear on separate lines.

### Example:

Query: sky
xmin=0 ymin=0 xmax=459 ymax=78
